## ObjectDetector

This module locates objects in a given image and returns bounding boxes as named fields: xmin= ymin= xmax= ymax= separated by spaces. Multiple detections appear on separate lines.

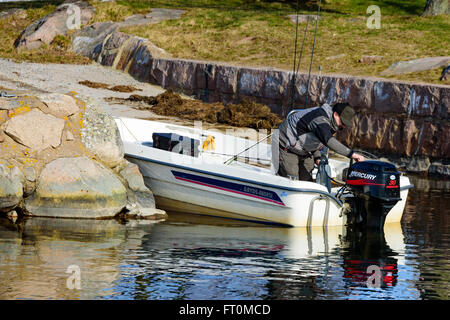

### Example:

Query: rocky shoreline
xmin=0 ymin=91 xmax=167 ymax=220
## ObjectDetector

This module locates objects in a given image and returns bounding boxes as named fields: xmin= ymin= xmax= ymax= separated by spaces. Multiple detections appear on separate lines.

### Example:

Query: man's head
xmin=332 ymin=103 xmax=355 ymax=130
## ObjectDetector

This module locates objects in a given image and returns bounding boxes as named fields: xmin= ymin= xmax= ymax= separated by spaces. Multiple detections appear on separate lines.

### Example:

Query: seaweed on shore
xmin=78 ymin=80 xmax=142 ymax=93
xmin=79 ymin=80 xmax=110 ymax=89
xmin=123 ymin=90 xmax=282 ymax=130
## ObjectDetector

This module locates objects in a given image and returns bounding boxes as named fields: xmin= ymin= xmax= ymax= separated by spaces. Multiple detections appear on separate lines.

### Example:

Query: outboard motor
xmin=345 ymin=160 xmax=401 ymax=230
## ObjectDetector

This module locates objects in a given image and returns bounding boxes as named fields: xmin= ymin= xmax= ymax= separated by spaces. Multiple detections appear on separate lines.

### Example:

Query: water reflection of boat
xmin=115 ymin=117 xmax=414 ymax=228
xmin=340 ymin=223 xmax=405 ymax=289
xmin=146 ymin=213 xmax=405 ymax=263
xmin=136 ymin=215 xmax=408 ymax=299
xmin=0 ymin=215 xmax=409 ymax=299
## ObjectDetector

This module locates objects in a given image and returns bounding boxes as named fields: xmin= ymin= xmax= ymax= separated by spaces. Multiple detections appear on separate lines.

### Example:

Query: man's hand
xmin=351 ymin=153 xmax=365 ymax=162
xmin=315 ymin=158 xmax=321 ymax=166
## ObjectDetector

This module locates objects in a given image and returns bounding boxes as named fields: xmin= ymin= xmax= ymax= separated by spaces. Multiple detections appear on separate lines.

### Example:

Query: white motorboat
xmin=115 ymin=117 xmax=414 ymax=228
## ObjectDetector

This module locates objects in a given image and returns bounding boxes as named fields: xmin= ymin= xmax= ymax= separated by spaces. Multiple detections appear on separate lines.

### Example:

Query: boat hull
xmin=126 ymin=156 xmax=345 ymax=227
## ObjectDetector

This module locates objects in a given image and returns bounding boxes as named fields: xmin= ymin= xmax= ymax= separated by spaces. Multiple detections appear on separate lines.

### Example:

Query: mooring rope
xmin=117 ymin=117 xmax=140 ymax=143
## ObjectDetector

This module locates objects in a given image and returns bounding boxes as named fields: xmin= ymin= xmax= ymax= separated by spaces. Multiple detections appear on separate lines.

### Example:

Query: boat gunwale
xmin=125 ymin=152 xmax=345 ymax=207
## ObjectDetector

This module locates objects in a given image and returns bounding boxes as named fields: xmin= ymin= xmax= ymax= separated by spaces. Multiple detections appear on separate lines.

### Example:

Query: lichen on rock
xmin=80 ymin=98 xmax=124 ymax=168
xmin=4 ymin=108 xmax=65 ymax=152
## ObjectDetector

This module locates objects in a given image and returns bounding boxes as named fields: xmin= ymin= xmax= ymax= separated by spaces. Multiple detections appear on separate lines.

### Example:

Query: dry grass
xmin=87 ymin=0 xmax=148 ymax=23
xmin=118 ymin=1 xmax=450 ymax=84
xmin=0 ymin=0 xmax=448 ymax=84
xmin=0 ymin=6 xmax=91 ymax=64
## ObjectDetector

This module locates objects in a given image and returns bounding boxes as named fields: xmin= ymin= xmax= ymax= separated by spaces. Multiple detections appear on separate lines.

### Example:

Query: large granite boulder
xmin=24 ymin=157 xmax=127 ymax=218
xmin=118 ymin=161 xmax=167 ymax=219
xmin=37 ymin=93 xmax=79 ymax=118
xmin=381 ymin=56 xmax=450 ymax=76
xmin=0 ymin=163 xmax=24 ymax=213
xmin=71 ymin=7 xmax=179 ymax=63
xmin=119 ymin=8 xmax=185 ymax=27
xmin=72 ymin=22 xmax=120 ymax=59
xmin=14 ymin=1 xmax=95 ymax=50
xmin=81 ymin=98 xmax=124 ymax=168
xmin=0 ymin=8 xmax=27 ymax=20
xmin=4 ymin=108 xmax=65 ymax=152
xmin=0 ymin=91 xmax=166 ymax=219
xmin=73 ymin=27 xmax=171 ymax=69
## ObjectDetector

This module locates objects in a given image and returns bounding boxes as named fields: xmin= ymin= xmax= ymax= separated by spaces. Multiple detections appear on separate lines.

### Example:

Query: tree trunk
xmin=422 ymin=0 xmax=449 ymax=16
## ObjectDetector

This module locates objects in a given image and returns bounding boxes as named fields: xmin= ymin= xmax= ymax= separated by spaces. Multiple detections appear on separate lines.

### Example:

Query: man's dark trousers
xmin=277 ymin=146 xmax=315 ymax=181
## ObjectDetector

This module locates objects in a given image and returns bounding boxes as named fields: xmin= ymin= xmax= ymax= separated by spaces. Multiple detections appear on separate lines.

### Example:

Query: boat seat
xmin=141 ymin=141 xmax=153 ymax=148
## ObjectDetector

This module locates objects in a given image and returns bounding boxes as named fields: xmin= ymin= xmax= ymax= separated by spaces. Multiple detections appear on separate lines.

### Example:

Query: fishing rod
xmin=223 ymin=132 xmax=273 ymax=165
xmin=225 ymin=0 xmax=322 ymax=166
xmin=288 ymin=0 xmax=311 ymax=110
xmin=288 ymin=0 xmax=300 ymax=110
xmin=304 ymin=0 xmax=322 ymax=108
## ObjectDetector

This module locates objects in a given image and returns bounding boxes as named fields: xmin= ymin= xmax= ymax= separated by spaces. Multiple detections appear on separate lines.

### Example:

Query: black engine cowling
xmin=345 ymin=160 xmax=401 ymax=230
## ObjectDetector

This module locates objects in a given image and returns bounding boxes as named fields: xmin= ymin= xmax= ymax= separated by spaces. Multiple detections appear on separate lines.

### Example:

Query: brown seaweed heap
xmin=126 ymin=90 xmax=282 ymax=130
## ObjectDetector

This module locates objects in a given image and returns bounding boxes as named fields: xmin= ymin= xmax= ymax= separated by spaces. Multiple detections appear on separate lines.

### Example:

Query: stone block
xmin=263 ymin=70 xmax=290 ymax=102
xmin=347 ymin=78 xmax=374 ymax=111
xmin=373 ymin=81 xmax=410 ymax=114
xmin=149 ymin=58 xmax=173 ymax=88
xmin=435 ymin=86 xmax=449 ymax=118
xmin=167 ymin=59 xmax=197 ymax=93
xmin=408 ymin=84 xmax=441 ymax=117
xmin=238 ymin=67 xmax=266 ymax=98
xmin=216 ymin=65 xmax=239 ymax=94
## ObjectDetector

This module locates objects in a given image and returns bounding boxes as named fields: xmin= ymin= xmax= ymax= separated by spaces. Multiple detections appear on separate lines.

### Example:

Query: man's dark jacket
xmin=276 ymin=103 xmax=353 ymax=160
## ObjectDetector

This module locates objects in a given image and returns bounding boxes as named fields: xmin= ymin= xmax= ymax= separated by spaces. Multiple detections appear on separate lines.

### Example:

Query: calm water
xmin=0 ymin=175 xmax=448 ymax=300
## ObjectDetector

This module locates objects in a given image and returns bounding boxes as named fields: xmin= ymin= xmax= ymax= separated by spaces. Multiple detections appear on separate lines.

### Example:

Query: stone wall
xmin=72 ymin=29 xmax=450 ymax=174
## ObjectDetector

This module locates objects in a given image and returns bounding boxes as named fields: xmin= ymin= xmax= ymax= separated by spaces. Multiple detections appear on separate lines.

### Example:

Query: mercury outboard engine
xmin=345 ymin=160 xmax=401 ymax=230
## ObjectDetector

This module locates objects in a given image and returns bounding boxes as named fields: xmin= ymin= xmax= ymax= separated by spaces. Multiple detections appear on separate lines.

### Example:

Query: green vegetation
xmin=0 ymin=0 xmax=448 ymax=84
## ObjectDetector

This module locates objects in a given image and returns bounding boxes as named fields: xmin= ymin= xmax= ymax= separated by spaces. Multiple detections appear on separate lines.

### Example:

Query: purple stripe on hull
xmin=172 ymin=170 xmax=285 ymax=206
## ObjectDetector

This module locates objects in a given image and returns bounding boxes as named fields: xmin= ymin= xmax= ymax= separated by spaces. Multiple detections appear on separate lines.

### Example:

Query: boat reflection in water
xmin=341 ymin=224 xmax=403 ymax=290
xmin=140 ymin=213 xmax=407 ymax=299
xmin=0 ymin=213 xmax=409 ymax=300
